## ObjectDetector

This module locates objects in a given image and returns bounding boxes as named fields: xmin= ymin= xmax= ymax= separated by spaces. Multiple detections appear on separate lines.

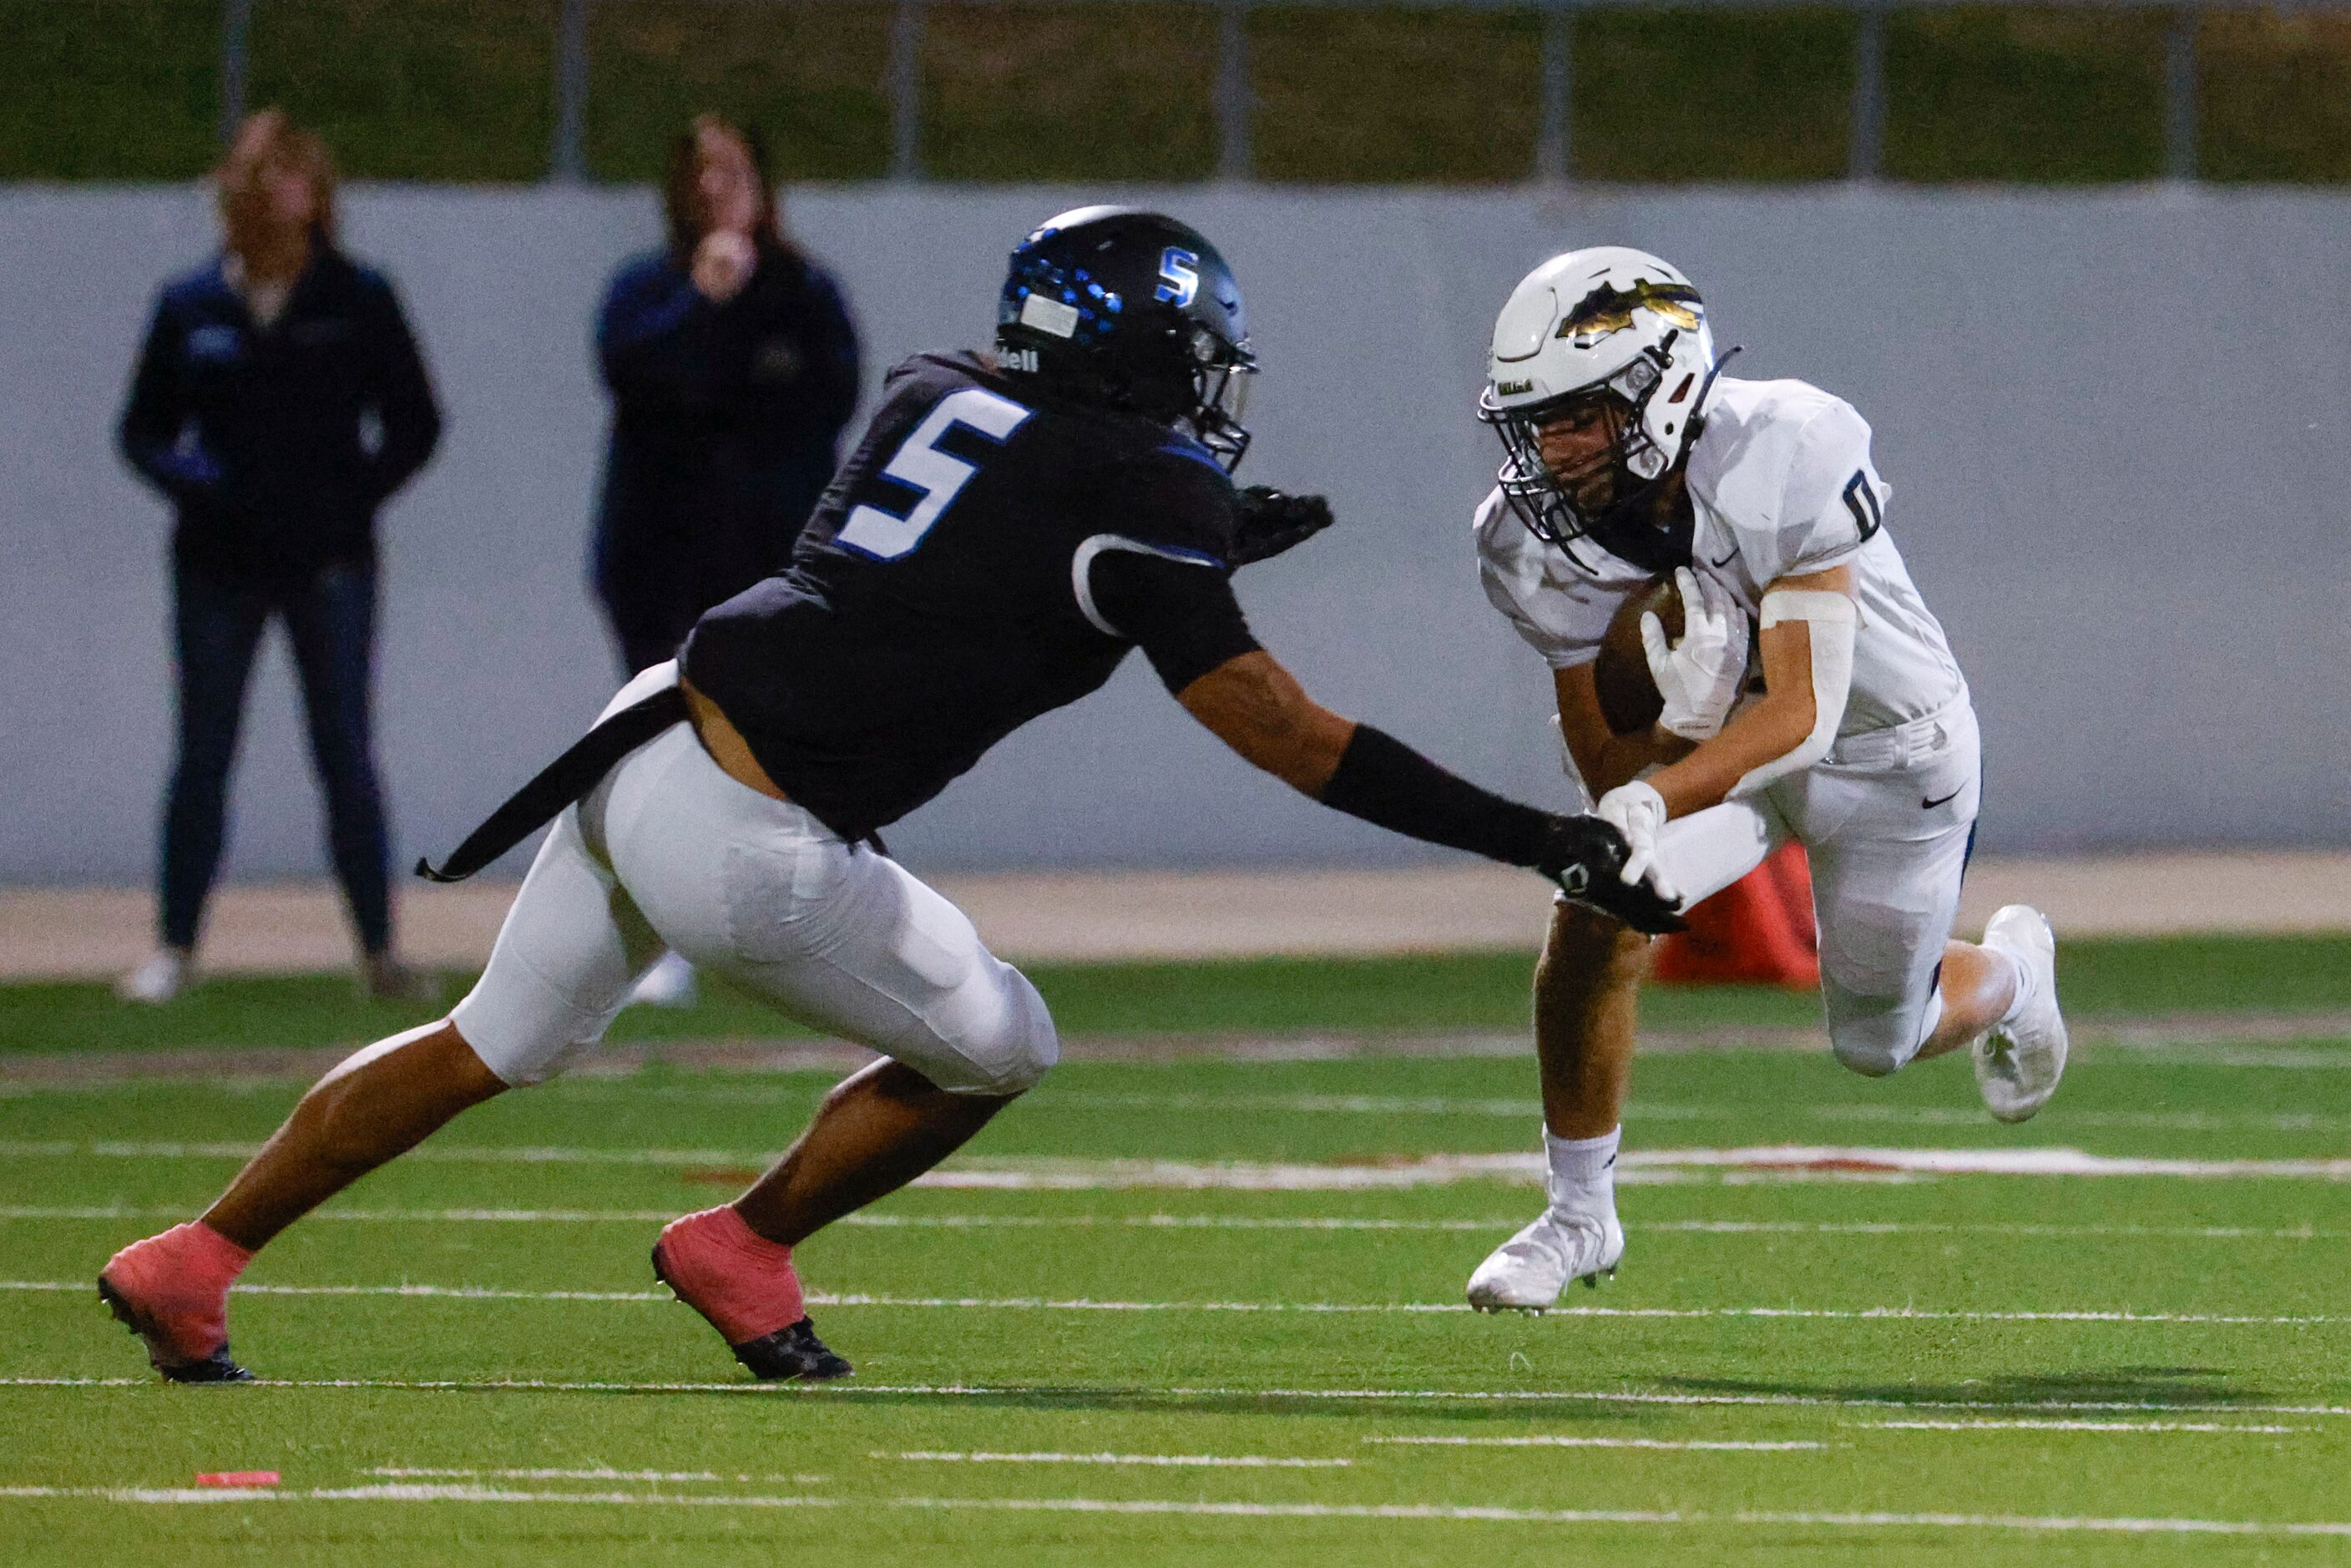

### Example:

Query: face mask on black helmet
xmin=1478 ymin=246 xmax=1726 ymax=554
xmin=995 ymin=205 xmax=1259 ymax=472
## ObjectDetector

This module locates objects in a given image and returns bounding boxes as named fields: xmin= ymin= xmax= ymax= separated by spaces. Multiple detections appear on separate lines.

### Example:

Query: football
xmin=1592 ymin=574 xmax=1684 ymax=736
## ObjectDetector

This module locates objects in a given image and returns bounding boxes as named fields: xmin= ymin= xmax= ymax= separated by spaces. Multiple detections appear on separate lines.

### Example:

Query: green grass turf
xmin=2 ymin=999 xmax=2348 ymax=1560
xmin=11 ymin=0 xmax=2351 ymax=185
xmin=3 ymin=932 xmax=2348 ymax=1059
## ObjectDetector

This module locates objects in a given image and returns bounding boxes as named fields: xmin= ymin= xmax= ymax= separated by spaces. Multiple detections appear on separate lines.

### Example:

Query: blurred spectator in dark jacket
xmin=590 ymin=114 xmax=860 ymax=1008
xmin=116 ymin=110 xmax=442 ymax=1004
xmin=592 ymin=114 xmax=861 ymax=675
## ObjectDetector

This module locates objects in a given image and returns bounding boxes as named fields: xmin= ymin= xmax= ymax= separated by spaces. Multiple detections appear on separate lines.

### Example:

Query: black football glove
xmin=1229 ymin=486 xmax=1334 ymax=568
xmin=1533 ymin=813 xmax=1687 ymax=935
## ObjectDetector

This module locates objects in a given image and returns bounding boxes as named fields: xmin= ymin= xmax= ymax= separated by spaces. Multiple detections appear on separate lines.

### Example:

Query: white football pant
xmin=452 ymin=663 xmax=1058 ymax=1095
xmin=1636 ymin=696 xmax=1980 ymax=1076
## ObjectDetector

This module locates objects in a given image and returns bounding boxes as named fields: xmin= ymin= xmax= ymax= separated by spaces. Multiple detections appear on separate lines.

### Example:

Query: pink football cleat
xmin=650 ymin=1206 xmax=850 ymax=1382
xmin=98 ymin=1222 xmax=254 ymax=1383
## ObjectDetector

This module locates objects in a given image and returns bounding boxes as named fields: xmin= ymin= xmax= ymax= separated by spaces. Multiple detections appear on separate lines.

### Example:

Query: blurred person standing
xmin=591 ymin=114 xmax=860 ymax=1006
xmin=115 ymin=111 xmax=442 ymax=1004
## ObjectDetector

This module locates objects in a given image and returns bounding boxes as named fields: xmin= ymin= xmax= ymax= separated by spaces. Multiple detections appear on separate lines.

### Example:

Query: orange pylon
xmin=1651 ymin=841 xmax=1820 ymax=989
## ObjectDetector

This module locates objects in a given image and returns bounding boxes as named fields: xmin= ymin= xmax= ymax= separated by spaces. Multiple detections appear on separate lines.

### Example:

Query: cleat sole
xmin=729 ymin=1318 xmax=854 ymax=1383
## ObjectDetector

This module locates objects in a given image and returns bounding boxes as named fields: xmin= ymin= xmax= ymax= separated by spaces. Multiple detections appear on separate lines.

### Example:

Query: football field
xmin=3 ymin=941 xmax=2348 ymax=1565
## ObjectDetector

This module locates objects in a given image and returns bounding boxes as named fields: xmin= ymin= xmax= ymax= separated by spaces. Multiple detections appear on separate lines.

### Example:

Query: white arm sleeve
xmin=1728 ymin=589 xmax=1857 ymax=798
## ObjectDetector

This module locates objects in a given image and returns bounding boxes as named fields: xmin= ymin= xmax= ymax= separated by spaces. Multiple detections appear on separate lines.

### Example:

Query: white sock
xmin=1545 ymin=1125 xmax=1620 ymax=1213
xmin=1989 ymin=943 xmax=2032 ymax=1028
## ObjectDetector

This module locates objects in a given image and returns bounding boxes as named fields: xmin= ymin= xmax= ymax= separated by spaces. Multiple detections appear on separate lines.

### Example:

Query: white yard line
xmin=3 ymin=1277 xmax=2338 ymax=1326
xmin=13 ymin=1207 xmax=2340 ymax=1242
xmin=1806 ymin=1103 xmax=2351 ymax=1133
xmin=0 ymin=1482 xmax=2346 ymax=1535
xmin=1858 ymin=1420 xmax=2305 ymax=1434
xmin=0 ymin=1206 xmax=685 ymax=1223
xmin=5 ymin=1141 xmax=2348 ymax=1184
xmin=7 ymin=1376 xmax=2350 ymax=1420
xmin=1623 ymin=1147 xmax=2351 ymax=1180
xmin=368 ymin=1466 xmax=828 ymax=1484
xmin=877 ymin=1450 xmax=1351 ymax=1468
xmin=1042 ymin=1093 xmax=2351 ymax=1134
xmin=1365 ymin=1436 xmax=1825 ymax=1451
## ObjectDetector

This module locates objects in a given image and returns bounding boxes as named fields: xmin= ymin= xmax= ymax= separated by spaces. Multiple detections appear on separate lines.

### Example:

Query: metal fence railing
xmin=206 ymin=0 xmax=2293 ymax=185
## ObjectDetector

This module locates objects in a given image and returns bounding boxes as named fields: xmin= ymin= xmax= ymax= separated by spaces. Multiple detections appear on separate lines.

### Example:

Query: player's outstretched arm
xmin=1176 ymin=651 xmax=1683 ymax=933
xmin=1175 ymin=649 xmax=1352 ymax=792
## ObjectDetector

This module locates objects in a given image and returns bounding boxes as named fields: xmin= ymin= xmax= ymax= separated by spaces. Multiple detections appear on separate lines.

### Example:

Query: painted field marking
xmin=1809 ymin=1102 xmax=2351 ymax=1133
xmin=1042 ymin=1092 xmax=2351 ymax=1135
xmin=2089 ymin=1048 xmax=2351 ymax=1070
xmin=8 ymin=1206 xmax=2341 ymax=1244
xmin=1365 ymin=1436 xmax=1826 ymax=1452
xmin=5 ymin=1141 xmax=2348 ymax=1184
xmin=368 ymin=1466 xmax=829 ymax=1484
xmin=0 ymin=1482 xmax=836 ymax=1509
xmin=1858 ymin=1420 xmax=2305 ymax=1434
xmin=877 ymin=1450 xmax=1351 ymax=1468
xmin=1620 ymin=1148 xmax=2351 ymax=1181
xmin=1 ymin=1482 xmax=2348 ymax=1535
xmin=3 ymin=1277 xmax=2340 ymax=1327
xmin=8 ymin=1376 xmax=2351 ymax=1420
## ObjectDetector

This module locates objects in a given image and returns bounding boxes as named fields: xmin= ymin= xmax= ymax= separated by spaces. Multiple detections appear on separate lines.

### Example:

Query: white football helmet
xmin=1479 ymin=246 xmax=1719 ymax=550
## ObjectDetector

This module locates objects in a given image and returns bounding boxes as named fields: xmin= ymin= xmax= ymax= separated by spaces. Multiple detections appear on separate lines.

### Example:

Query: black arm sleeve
xmin=1318 ymin=724 xmax=1553 ymax=867
xmin=1088 ymin=549 xmax=1261 ymax=693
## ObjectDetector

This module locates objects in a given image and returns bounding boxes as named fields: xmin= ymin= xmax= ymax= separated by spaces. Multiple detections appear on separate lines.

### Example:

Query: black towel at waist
xmin=416 ymin=686 xmax=689 ymax=883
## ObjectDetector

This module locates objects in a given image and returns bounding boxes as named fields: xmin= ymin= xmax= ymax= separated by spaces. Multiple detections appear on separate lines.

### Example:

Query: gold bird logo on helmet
xmin=1556 ymin=277 xmax=1704 ymax=345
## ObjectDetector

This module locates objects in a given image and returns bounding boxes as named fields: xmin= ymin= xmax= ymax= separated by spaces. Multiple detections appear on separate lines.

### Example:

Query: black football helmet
xmin=995 ymin=205 xmax=1256 ymax=470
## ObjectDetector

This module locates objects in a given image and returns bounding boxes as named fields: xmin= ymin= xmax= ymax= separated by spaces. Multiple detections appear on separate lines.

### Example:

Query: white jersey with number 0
xmin=1475 ymin=376 xmax=1965 ymax=735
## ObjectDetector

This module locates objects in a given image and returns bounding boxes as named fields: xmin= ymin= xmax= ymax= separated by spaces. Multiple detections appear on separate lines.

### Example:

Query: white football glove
xmin=1641 ymin=567 xmax=1749 ymax=742
xmin=1594 ymin=780 xmax=1678 ymax=908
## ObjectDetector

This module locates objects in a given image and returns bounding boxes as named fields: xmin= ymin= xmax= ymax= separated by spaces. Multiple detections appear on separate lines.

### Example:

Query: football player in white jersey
xmin=1463 ymin=247 xmax=2071 ymax=1312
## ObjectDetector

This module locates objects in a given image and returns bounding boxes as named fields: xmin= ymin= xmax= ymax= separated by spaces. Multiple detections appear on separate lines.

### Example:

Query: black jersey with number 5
xmin=680 ymin=351 xmax=1260 ymax=840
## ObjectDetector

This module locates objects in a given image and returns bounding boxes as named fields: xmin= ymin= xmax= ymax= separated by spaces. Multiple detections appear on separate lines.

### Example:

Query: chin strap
xmin=1681 ymin=343 xmax=1743 ymax=448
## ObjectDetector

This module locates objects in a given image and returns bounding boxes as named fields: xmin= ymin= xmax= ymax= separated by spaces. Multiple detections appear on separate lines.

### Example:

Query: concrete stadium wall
xmin=3 ymin=184 xmax=2346 ymax=888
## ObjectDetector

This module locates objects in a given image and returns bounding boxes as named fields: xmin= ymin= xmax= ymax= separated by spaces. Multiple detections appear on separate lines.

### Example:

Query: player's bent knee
xmin=928 ymin=967 xmax=1059 ymax=1096
xmin=963 ymin=993 xmax=1060 ymax=1096
xmin=1823 ymin=973 xmax=1939 ymax=1079
xmin=1828 ymin=1017 xmax=1917 ymax=1078
xmin=967 ymin=1024 xmax=1058 ymax=1097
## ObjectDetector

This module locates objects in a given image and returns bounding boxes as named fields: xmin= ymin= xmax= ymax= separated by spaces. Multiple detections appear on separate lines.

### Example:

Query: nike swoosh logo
xmin=1711 ymin=547 xmax=1738 ymax=568
xmin=1922 ymin=788 xmax=1963 ymax=809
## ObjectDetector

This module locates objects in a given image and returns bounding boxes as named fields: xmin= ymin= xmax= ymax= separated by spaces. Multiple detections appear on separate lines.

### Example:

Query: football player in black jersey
xmin=99 ymin=208 xmax=1681 ymax=1387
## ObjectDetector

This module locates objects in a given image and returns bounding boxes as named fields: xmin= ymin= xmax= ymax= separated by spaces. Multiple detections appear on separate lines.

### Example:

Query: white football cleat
xmin=1466 ymin=1203 xmax=1624 ymax=1313
xmin=625 ymin=950 xmax=700 ymax=1009
xmin=1974 ymin=903 xmax=2068 ymax=1124
xmin=115 ymin=948 xmax=190 ymax=1005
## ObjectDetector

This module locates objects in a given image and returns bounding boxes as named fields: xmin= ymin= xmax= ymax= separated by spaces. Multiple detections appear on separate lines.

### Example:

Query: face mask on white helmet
xmin=1478 ymin=247 xmax=1726 ymax=553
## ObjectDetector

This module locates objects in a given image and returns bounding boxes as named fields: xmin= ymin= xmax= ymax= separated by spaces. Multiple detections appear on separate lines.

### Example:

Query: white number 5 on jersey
xmin=837 ymin=387 xmax=1034 ymax=560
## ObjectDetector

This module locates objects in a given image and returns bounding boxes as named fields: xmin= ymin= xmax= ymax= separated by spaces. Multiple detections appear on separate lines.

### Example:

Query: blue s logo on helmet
xmin=995 ymin=209 xmax=1255 ymax=470
xmin=1155 ymin=247 xmax=1201 ymax=308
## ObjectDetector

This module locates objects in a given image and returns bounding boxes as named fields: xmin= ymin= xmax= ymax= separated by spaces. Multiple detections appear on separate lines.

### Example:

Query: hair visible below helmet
xmin=995 ymin=205 xmax=1257 ymax=470
xmin=1478 ymin=246 xmax=1721 ymax=552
